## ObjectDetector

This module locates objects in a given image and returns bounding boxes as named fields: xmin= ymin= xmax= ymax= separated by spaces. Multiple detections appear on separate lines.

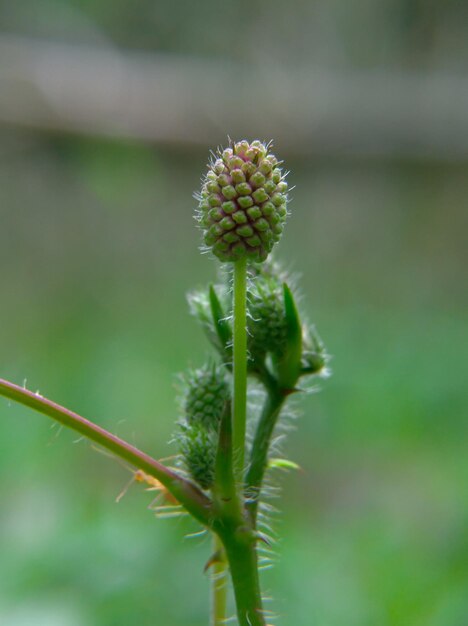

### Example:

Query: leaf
xmin=209 ymin=284 xmax=232 ymax=359
xmin=268 ymin=457 xmax=301 ymax=471
xmin=274 ymin=283 xmax=302 ymax=389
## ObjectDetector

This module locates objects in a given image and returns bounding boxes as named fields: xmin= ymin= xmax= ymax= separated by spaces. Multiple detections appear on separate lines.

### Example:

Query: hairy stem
xmin=222 ymin=531 xmax=265 ymax=626
xmin=0 ymin=378 xmax=212 ymax=526
xmin=232 ymin=257 xmax=248 ymax=484
xmin=246 ymin=385 xmax=286 ymax=521
xmin=211 ymin=533 xmax=228 ymax=626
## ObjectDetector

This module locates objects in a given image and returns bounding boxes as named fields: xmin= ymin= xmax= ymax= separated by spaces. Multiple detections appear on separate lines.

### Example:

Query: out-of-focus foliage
xmin=0 ymin=1 xmax=467 ymax=625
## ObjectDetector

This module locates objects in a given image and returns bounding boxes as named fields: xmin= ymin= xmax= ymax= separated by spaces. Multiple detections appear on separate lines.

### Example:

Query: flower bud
xmin=197 ymin=140 xmax=288 ymax=263
xmin=248 ymin=269 xmax=288 ymax=363
xmin=179 ymin=424 xmax=216 ymax=490
xmin=176 ymin=363 xmax=230 ymax=490
xmin=184 ymin=364 xmax=230 ymax=430
xmin=301 ymin=327 xmax=328 ymax=375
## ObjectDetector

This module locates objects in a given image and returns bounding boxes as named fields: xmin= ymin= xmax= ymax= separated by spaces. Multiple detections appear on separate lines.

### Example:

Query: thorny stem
xmin=232 ymin=257 xmax=248 ymax=484
xmin=221 ymin=530 xmax=265 ymax=626
xmin=246 ymin=384 xmax=286 ymax=521
xmin=211 ymin=404 xmax=234 ymax=625
xmin=0 ymin=378 xmax=212 ymax=526
xmin=211 ymin=260 xmax=266 ymax=625
xmin=218 ymin=377 xmax=289 ymax=626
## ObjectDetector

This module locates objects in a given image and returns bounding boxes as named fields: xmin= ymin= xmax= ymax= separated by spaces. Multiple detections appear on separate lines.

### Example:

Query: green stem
xmin=211 ymin=533 xmax=228 ymax=626
xmin=214 ymin=400 xmax=240 ymax=516
xmin=222 ymin=531 xmax=265 ymax=626
xmin=0 ymin=378 xmax=212 ymax=526
xmin=245 ymin=384 xmax=286 ymax=521
xmin=232 ymin=257 xmax=248 ymax=484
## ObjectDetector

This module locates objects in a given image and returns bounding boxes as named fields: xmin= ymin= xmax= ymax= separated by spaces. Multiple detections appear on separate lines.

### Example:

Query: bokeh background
xmin=1 ymin=2 xmax=467 ymax=625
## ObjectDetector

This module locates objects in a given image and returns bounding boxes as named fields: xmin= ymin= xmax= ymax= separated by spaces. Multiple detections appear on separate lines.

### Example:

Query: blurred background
xmin=0 ymin=1 xmax=467 ymax=625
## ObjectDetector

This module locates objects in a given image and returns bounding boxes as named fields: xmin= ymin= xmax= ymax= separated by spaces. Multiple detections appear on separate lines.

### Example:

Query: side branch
xmin=245 ymin=385 xmax=286 ymax=521
xmin=0 ymin=378 xmax=212 ymax=526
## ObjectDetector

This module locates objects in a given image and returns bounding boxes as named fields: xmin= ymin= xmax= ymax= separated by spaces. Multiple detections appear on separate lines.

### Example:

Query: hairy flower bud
xmin=184 ymin=364 xmax=229 ymax=430
xmin=248 ymin=270 xmax=288 ymax=363
xmin=179 ymin=425 xmax=216 ymax=490
xmin=197 ymin=140 xmax=288 ymax=263
xmin=301 ymin=327 xmax=328 ymax=375
xmin=176 ymin=363 xmax=230 ymax=490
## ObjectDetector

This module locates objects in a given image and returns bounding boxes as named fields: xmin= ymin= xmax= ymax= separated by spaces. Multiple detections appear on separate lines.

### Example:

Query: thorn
xmin=256 ymin=531 xmax=273 ymax=546
xmin=203 ymin=549 xmax=223 ymax=573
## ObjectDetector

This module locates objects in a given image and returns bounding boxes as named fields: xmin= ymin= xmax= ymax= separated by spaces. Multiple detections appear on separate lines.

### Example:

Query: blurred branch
xmin=0 ymin=377 xmax=212 ymax=526
xmin=1 ymin=33 xmax=468 ymax=159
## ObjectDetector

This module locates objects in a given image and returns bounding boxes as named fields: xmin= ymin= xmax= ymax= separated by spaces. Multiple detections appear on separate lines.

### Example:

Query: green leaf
xmin=268 ymin=457 xmax=301 ymax=471
xmin=209 ymin=284 xmax=232 ymax=359
xmin=274 ymin=283 xmax=302 ymax=389
xmin=213 ymin=400 xmax=236 ymax=502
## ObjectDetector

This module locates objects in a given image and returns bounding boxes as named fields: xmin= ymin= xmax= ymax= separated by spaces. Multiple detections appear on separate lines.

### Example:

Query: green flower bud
xmin=179 ymin=424 xmax=216 ymax=490
xmin=197 ymin=140 xmax=288 ymax=263
xmin=302 ymin=350 xmax=326 ymax=374
xmin=184 ymin=364 xmax=230 ymax=430
xmin=301 ymin=327 xmax=328 ymax=375
xmin=247 ymin=264 xmax=288 ymax=363
xmin=176 ymin=363 xmax=231 ymax=490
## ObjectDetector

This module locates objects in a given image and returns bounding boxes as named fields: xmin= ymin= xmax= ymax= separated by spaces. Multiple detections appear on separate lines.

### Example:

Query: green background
xmin=1 ymin=2 xmax=467 ymax=625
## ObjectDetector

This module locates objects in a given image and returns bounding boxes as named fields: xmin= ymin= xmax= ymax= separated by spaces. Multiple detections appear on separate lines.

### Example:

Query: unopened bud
xmin=197 ymin=140 xmax=288 ymax=263
xmin=184 ymin=364 xmax=229 ymax=430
